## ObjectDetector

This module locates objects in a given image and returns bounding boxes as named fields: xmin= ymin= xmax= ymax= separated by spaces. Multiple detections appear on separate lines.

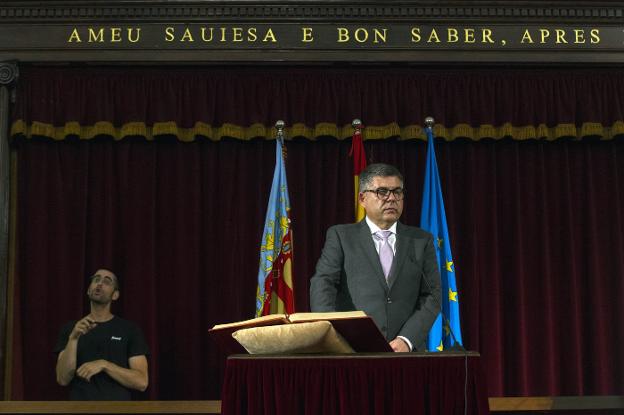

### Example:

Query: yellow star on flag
xmin=449 ymin=288 xmax=458 ymax=302
xmin=445 ymin=260 xmax=454 ymax=272
xmin=436 ymin=341 xmax=444 ymax=351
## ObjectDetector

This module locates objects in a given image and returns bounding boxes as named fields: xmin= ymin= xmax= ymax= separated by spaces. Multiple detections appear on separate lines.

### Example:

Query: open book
xmin=210 ymin=311 xmax=392 ymax=354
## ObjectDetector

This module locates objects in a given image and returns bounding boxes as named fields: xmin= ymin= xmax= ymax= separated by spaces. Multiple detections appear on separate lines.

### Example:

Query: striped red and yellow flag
xmin=350 ymin=121 xmax=367 ymax=222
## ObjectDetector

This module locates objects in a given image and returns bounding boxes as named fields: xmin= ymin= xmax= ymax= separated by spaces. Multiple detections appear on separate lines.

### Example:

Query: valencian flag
xmin=255 ymin=123 xmax=295 ymax=316
xmin=420 ymin=121 xmax=463 ymax=351
xmin=349 ymin=120 xmax=367 ymax=222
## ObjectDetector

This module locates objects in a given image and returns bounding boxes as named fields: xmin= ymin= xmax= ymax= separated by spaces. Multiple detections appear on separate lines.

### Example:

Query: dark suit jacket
xmin=310 ymin=220 xmax=441 ymax=351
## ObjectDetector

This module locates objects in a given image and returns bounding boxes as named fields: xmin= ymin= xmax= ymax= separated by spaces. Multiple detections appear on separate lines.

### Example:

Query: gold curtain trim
xmin=10 ymin=119 xmax=624 ymax=142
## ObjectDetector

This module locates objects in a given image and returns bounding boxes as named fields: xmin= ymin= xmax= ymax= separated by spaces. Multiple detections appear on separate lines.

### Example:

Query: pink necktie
xmin=375 ymin=230 xmax=394 ymax=279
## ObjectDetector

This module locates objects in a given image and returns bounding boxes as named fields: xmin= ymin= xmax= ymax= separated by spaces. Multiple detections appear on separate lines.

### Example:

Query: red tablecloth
xmin=221 ymin=352 xmax=490 ymax=415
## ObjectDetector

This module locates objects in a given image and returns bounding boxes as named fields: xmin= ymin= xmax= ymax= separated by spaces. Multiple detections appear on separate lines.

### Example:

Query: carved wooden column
xmin=0 ymin=61 xmax=18 ymax=399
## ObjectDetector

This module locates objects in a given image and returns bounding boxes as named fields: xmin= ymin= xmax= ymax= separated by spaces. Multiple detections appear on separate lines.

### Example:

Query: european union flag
xmin=420 ymin=124 xmax=463 ymax=351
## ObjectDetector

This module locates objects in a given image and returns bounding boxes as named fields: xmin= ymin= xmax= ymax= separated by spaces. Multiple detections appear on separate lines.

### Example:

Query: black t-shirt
xmin=54 ymin=316 xmax=149 ymax=400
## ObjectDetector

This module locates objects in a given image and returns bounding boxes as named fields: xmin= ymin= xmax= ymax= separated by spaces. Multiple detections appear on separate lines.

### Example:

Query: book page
xmin=287 ymin=310 xmax=367 ymax=323
xmin=211 ymin=313 xmax=288 ymax=330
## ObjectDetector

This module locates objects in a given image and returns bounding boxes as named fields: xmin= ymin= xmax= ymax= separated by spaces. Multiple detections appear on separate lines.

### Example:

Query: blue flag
xmin=420 ymin=125 xmax=463 ymax=351
xmin=255 ymin=132 xmax=295 ymax=317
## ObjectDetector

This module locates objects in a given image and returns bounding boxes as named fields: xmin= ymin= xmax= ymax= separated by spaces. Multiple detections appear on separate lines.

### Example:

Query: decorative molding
xmin=0 ymin=63 xmax=12 ymax=402
xmin=0 ymin=396 xmax=622 ymax=413
xmin=0 ymin=63 xmax=18 ymax=86
xmin=1 ymin=2 xmax=623 ymax=63
xmin=0 ymin=1 xmax=623 ymax=23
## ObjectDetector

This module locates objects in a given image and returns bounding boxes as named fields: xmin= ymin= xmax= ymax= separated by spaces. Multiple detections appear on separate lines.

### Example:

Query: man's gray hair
xmin=359 ymin=163 xmax=404 ymax=191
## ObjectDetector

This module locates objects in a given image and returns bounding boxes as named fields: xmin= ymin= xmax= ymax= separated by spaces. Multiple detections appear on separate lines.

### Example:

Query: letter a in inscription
xmin=68 ymin=28 xmax=82 ymax=43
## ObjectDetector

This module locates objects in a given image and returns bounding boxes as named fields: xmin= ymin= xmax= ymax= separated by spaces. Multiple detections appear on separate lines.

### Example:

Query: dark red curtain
xmin=10 ymin=67 xmax=624 ymax=141
xmin=10 ymin=135 xmax=624 ymax=399
xmin=8 ymin=66 xmax=624 ymax=400
xmin=221 ymin=355 xmax=489 ymax=415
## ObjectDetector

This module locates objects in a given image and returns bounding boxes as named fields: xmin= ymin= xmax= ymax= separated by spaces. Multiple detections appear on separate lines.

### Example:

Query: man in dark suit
xmin=310 ymin=163 xmax=440 ymax=352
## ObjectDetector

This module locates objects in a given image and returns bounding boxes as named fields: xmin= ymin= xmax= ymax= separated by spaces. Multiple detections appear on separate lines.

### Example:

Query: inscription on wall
xmin=0 ymin=24 xmax=620 ymax=50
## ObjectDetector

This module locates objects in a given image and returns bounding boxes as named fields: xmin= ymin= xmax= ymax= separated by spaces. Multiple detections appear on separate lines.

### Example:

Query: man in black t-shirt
xmin=55 ymin=269 xmax=149 ymax=400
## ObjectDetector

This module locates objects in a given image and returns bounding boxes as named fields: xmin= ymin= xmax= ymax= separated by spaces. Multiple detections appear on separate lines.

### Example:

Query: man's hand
xmin=76 ymin=359 xmax=108 ymax=381
xmin=390 ymin=337 xmax=410 ymax=352
xmin=57 ymin=315 xmax=97 ymax=386
xmin=69 ymin=316 xmax=97 ymax=340
xmin=74 ymin=356 xmax=149 ymax=391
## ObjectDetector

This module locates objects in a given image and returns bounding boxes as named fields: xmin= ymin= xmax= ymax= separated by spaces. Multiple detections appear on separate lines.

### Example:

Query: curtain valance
xmin=10 ymin=67 xmax=624 ymax=141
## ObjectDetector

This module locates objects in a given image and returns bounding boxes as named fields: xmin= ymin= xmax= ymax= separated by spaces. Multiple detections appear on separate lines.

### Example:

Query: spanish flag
xmin=255 ymin=124 xmax=295 ymax=316
xmin=350 ymin=120 xmax=367 ymax=222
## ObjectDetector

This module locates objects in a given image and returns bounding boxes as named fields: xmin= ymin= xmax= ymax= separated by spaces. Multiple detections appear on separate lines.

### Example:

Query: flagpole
xmin=352 ymin=118 xmax=362 ymax=133
xmin=424 ymin=116 xmax=434 ymax=132
xmin=274 ymin=119 xmax=285 ymax=306
xmin=275 ymin=119 xmax=285 ymax=144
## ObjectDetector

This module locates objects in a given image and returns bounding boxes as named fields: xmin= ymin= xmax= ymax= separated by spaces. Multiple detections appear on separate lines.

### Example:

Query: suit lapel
xmin=356 ymin=220 xmax=389 ymax=290
xmin=387 ymin=222 xmax=410 ymax=290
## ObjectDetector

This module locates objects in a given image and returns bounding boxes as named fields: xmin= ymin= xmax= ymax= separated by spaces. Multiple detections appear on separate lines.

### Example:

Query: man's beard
xmin=88 ymin=290 xmax=112 ymax=305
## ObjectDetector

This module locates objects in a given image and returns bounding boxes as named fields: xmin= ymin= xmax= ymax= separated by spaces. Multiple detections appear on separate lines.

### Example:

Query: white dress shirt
xmin=364 ymin=216 xmax=413 ymax=352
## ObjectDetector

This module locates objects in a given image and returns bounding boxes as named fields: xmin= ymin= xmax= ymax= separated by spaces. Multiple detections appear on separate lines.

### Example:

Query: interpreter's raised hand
xmin=76 ymin=359 xmax=108 ymax=381
xmin=390 ymin=337 xmax=410 ymax=352
xmin=69 ymin=316 xmax=97 ymax=340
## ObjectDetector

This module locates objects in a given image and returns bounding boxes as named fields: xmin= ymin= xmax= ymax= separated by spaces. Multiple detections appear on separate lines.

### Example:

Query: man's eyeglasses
xmin=362 ymin=187 xmax=405 ymax=201
xmin=90 ymin=275 xmax=115 ymax=287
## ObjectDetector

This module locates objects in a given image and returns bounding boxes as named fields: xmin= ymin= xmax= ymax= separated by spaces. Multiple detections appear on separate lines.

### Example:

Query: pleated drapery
xmin=7 ymin=65 xmax=624 ymax=400
xmin=9 ymin=136 xmax=624 ymax=399
xmin=10 ymin=67 xmax=624 ymax=142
